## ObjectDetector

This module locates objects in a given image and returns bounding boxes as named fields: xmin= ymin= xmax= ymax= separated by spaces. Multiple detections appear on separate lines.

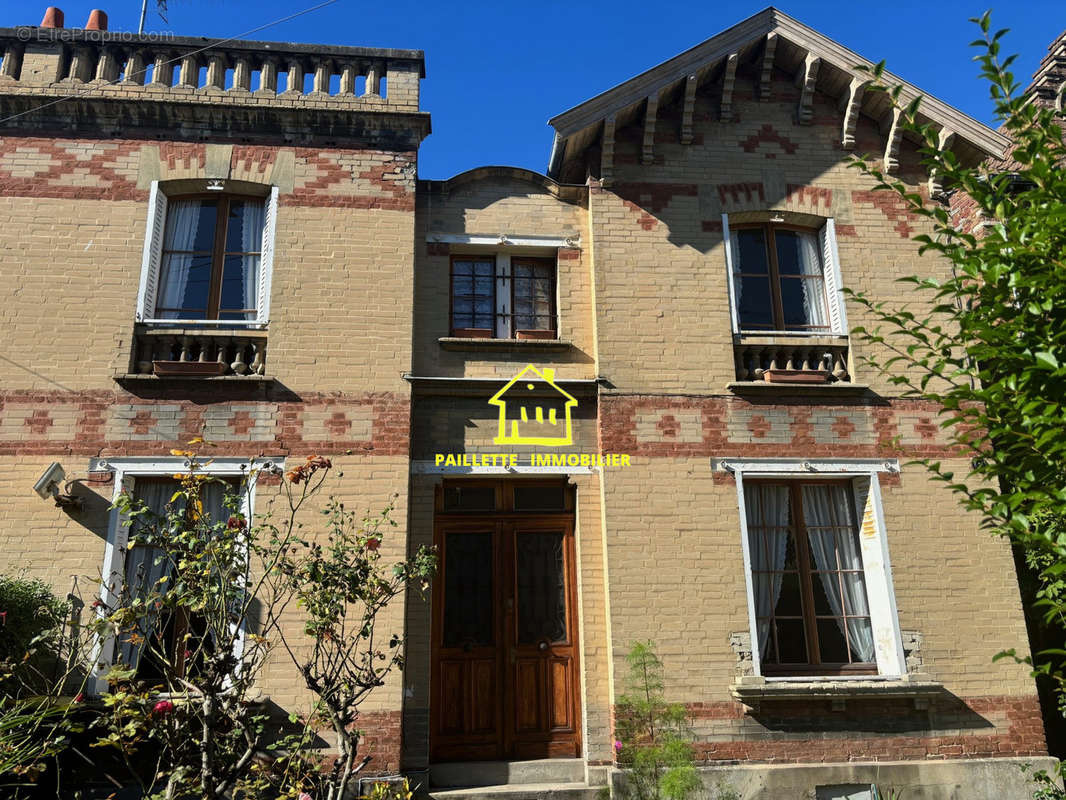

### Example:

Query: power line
xmin=0 ymin=0 xmax=342 ymax=126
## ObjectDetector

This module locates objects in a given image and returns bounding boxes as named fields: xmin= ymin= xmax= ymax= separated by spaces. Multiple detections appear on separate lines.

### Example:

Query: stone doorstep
xmin=427 ymin=784 xmax=598 ymax=800
xmin=429 ymin=759 xmax=587 ymax=789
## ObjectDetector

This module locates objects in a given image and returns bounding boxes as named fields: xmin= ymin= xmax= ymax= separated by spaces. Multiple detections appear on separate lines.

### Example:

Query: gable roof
xmin=546 ymin=7 xmax=1009 ymax=178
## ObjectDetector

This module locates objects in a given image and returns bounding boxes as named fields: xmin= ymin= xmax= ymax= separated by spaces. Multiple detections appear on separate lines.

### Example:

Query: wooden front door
xmin=431 ymin=481 xmax=581 ymax=762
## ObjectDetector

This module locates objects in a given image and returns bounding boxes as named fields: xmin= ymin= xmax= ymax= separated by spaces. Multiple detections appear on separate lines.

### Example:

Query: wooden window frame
xmin=746 ymin=477 xmax=876 ymax=676
xmin=449 ymin=255 xmax=497 ymax=337
xmin=448 ymin=255 xmax=558 ymax=339
xmin=437 ymin=478 xmax=574 ymax=514
xmin=733 ymin=222 xmax=831 ymax=333
xmin=156 ymin=194 xmax=263 ymax=321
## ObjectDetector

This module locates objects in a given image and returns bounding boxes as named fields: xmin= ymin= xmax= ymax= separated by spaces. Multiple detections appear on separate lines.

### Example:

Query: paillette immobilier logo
xmin=434 ymin=364 xmax=632 ymax=468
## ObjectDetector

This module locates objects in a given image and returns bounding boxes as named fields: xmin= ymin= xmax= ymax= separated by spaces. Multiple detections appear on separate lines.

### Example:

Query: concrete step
xmin=430 ymin=759 xmax=587 ymax=788
xmin=427 ymin=782 xmax=600 ymax=800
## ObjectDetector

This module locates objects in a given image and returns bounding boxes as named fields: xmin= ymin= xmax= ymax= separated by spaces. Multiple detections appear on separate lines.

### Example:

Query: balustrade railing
xmin=133 ymin=325 xmax=267 ymax=378
xmin=0 ymin=30 xmax=423 ymax=109
xmin=733 ymin=335 xmax=850 ymax=384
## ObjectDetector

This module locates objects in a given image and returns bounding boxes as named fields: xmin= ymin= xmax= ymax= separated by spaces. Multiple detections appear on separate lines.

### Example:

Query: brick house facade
xmin=0 ymin=7 xmax=1058 ymax=798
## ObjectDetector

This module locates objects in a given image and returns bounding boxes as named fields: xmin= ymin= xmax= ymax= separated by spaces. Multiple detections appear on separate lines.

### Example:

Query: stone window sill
xmin=438 ymin=337 xmax=572 ymax=353
xmin=114 ymin=373 xmax=274 ymax=383
xmin=727 ymin=381 xmax=870 ymax=396
xmin=730 ymin=674 xmax=942 ymax=711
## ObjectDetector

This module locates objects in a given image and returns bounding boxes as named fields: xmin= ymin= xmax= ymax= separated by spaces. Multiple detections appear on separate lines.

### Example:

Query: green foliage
xmin=0 ymin=574 xmax=67 ymax=690
xmin=846 ymin=10 xmax=1066 ymax=786
xmin=613 ymin=641 xmax=701 ymax=800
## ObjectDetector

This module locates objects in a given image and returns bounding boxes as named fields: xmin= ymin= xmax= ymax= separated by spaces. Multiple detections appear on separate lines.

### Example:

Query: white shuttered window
xmin=135 ymin=182 xmax=279 ymax=328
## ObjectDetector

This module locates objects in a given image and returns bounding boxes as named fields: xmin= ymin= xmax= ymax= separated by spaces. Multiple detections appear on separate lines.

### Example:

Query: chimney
xmin=39 ymin=6 xmax=64 ymax=27
xmin=85 ymin=9 xmax=108 ymax=31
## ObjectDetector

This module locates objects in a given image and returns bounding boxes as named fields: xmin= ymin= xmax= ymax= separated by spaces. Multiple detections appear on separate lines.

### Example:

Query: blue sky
xmin=13 ymin=1 xmax=1063 ymax=178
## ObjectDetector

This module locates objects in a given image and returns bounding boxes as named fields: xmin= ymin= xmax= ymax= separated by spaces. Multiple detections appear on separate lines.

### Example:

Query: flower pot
xmin=762 ymin=368 xmax=830 ymax=385
xmin=451 ymin=328 xmax=493 ymax=339
xmin=515 ymin=329 xmax=558 ymax=340
xmin=153 ymin=360 xmax=229 ymax=377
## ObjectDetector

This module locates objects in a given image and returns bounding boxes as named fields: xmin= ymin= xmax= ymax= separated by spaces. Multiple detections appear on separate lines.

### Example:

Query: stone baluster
xmin=250 ymin=342 xmax=265 ymax=375
xmin=137 ymin=336 xmax=155 ymax=374
xmin=339 ymin=62 xmax=356 ymax=95
xmin=69 ymin=46 xmax=95 ymax=83
xmin=258 ymin=58 xmax=278 ymax=94
xmin=179 ymin=336 xmax=193 ymax=362
xmin=94 ymin=46 xmax=120 ymax=82
xmin=750 ymin=346 xmax=766 ymax=379
xmin=285 ymin=60 xmax=304 ymax=94
xmin=312 ymin=58 xmax=331 ymax=95
xmin=831 ymin=349 xmax=849 ymax=380
xmin=230 ymin=340 xmax=250 ymax=374
xmin=735 ymin=347 xmax=749 ymax=381
xmin=178 ymin=53 xmax=198 ymax=89
xmin=232 ymin=57 xmax=251 ymax=92
xmin=123 ymin=49 xmax=147 ymax=85
xmin=0 ymin=44 xmax=21 ymax=80
xmin=150 ymin=52 xmax=172 ymax=87
xmin=205 ymin=54 xmax=226 ymax=90
xmin=364 ymin=60 xmax=381 ymax=96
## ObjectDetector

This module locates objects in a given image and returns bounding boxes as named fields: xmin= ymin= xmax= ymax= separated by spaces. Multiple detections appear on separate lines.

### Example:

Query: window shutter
xmin=256 ymin=187 xmax=279 ymax=327
xmin=819 ymin=218 xmax=848 ymax=335
xmin=850 ymin=475 xmax=907 ymax=676
xmin=722 ymin=213 xmax=741 ymax=334
xmin=135 ymin=182 xmax=167 ymax=322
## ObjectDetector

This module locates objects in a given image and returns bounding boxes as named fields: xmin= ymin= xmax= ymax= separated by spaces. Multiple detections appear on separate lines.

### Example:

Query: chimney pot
xmin=85 ymin=9 xmax=108 ymax=31
xmin=39 ymin=7 xmax=64 ymax=28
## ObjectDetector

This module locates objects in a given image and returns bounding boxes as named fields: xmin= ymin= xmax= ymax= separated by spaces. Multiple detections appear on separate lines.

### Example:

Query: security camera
xmin=32 ymin=462 xmax=83 ymax=511
xmin=33 ymin=462 xmax=66 ymax=500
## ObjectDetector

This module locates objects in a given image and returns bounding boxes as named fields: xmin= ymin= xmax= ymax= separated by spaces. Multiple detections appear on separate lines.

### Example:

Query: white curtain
xmin=744 ymin=484 xmax=790 ymax=654
xmin=157 ymin=200 xmax=204 ymax=319
xmin=117 ymin=480 xmax=230 ymax=670
xmin=118 ymin=481 xmax=178 ymax=668
xmin=238 ymin=201 xmax=264 ymax=320
xmin=730 ymin=232 xmax=743 ymax=307
xmin=801 ymin=484 xmax=875 ymax=663
xmin=797 ymin=232 xmax=829 ymax=329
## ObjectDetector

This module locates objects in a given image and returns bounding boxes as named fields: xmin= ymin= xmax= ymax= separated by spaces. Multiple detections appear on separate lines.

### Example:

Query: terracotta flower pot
xmin=451 ymin=328 xmax=493 ymax=339
xmin=762 ymin=368 xmax=830 ymax=385
xmin=515 ymin=329 xmax=557 ymax=340
xmin=153 ymin=361 xmax=229 ymax=377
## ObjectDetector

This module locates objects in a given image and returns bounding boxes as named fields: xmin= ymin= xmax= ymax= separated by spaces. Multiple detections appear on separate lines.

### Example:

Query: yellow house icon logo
xmin=490 ymin=365 xmax=577 ymax=447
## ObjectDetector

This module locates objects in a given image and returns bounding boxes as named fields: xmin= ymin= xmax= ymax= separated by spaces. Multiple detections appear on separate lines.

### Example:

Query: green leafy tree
xmin=845 ymin=10 xmax=1066 ymax=786
xmin=612 ymin=641 xmax=701 ymax=800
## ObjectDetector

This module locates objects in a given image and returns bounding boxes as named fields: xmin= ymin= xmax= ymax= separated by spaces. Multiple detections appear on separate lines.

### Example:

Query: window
xmin=120 ymin=477 xmax=238 ymax=680
xmin=136 ymin=181 xmax=278 ymax=326
xmin=723 ymin=216 xmax=846 ymax=335
xmin=92 ymin=457 xmax=263 ymax=693
xmin=449 ymin=254 xmax=557 ymax=339
xmin=744 ymin=480 xmax=874 ymax=675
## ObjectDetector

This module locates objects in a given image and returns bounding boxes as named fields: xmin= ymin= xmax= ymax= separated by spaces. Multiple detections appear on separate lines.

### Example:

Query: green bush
xmin=0 ymin=574 xmax=67 ymax=694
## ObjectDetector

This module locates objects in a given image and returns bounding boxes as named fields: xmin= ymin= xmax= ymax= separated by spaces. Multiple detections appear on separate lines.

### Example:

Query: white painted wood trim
xmin=713 ymin=457 xmax=899 ymax=475
xmin=729 ymin=458 xmax=904 ymax=678
xmin=410 ymin=460 xmax=593 ymax=476
xmin=857 ymin=473 xmax=907 ymax=676
xmin=428 ymin=232 xmax=581 ymax=248
xmin=722 ymin=213 xmax=741 ymax=335
xmin=90 ymin=457 xmax=278 ymax=694
xmin=495 ymin=253 xmax=512 ymax=339
xmin=733 ymin=471 xmax=763 ymax=676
